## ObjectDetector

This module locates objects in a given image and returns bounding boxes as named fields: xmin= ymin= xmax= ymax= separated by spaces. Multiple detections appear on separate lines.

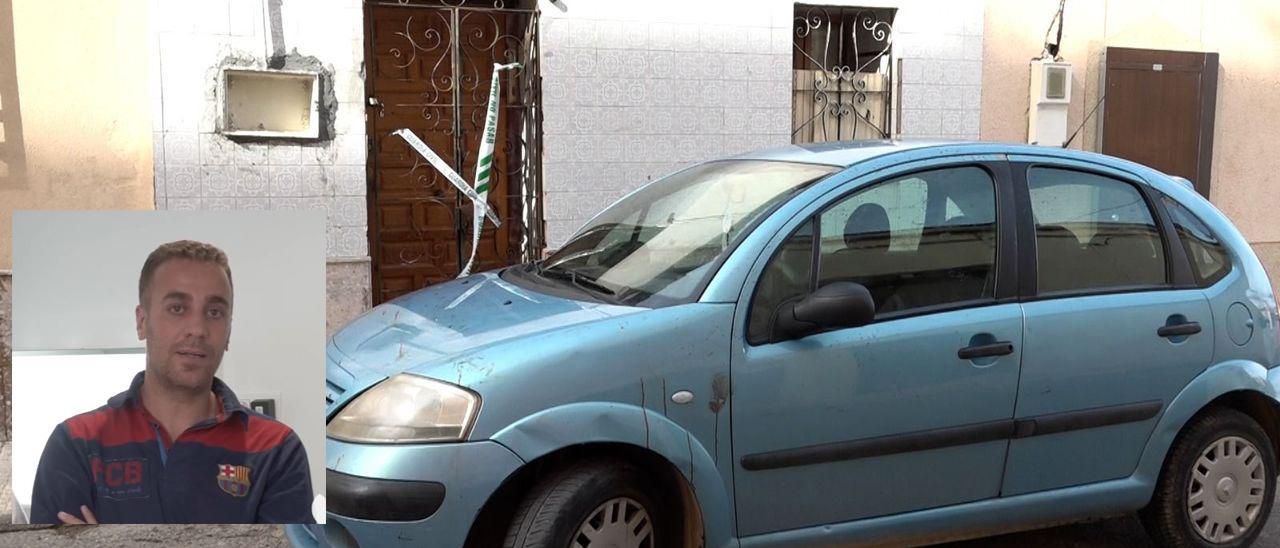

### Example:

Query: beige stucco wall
xmin=0 ymin=0 xmax=154 ymax=270
xmin=981 ymin=0 xmax=1280 ymax=244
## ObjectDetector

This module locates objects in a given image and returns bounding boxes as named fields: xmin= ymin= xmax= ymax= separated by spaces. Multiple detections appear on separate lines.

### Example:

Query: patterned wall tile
xmin=962 ymin=110 xmax=981 ymax=136
xmin=940 ymin=110 xmax=963 ymax=135
xmin=742 ymin=27 xmax=774 ymax=55
xmin=163 ymin=133 xmax=199 ymax=166
xmin=569 ymin=19 xmax=601 ymax=49
xmin=201 ymin=197 xmax=236 ymax=211
xmin=647 ymin=51 xmax=675 ymax=78
xmin=595 ymin=49 xmax=629 ymax=75
xmin=671 ymin=23 xmax=700 ymax=51
xmin=199 ymin=133 xmax=235 ymax=165
xmin=920 ymin=59 xmax=945 ymax=85
xmin=541 ymin=49 xmax=569 ymax=79
xmin=901 ymin=109 xmax=942 ymax=135
xmin=723 ymin=108 xmax=751 ymax=134
xmin=341 ymin=227 xmax=368 ymax=258
xmin=668 ymin=107 xmax=701 ymax=133
xmin=568 ymin=49 xmax=599 ymax=78
xmin=300 ymin=166 xmax=330 ymax=196
xmin=544 ymin=220 xmax=578 ymax=249
xmin=941 ymin=86 xmax=965 ymax=110
xmin=233 ymin=165 xmax=269 ymax=196
xmin=901 ymin=58 xmax=924 ymax=83
xmin=332 ymin=165 xmax=366 ymax=196
xmin=272 ymin=196 xmax=327 ymax=213
xmin=747 ymin=79 xmax=790 ymax=108
xmin=721 ymin=80 xmax=753 ymax=107
xmin=328 ymin=196 xmax=366 ymax=228
xmin=233 ymin=142 xmax=268 ymax=166
xmin=963 ymin=86 xmax=982 ymax=110
xmin=268 ymin=143 xmax=303 ymax=165
xmin=201 ymin=166 xmax=235 ymax=197
xmin=236 ymin=197 xmax=271 ymax=210
xmin=269 ymin=165 xmax=303 ymax=197
xmin=166 ymin=166 xmax=201 ymax=197
xmin=648 ymin=22 xmax=675 ymax=51
xmin=693 ymin=107 xmax=724 ymax=134
xmin=542 ymin=17 xmax=569 ymax=49
xmin=168 ymin=197 xmax=199 ymax=211
xmin=328 ymin=226 xmax=368 ymax=258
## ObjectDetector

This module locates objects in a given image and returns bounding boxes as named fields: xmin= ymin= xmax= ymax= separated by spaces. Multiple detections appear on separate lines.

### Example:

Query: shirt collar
xmin=108 ymin=371 xmax=251 ymax=428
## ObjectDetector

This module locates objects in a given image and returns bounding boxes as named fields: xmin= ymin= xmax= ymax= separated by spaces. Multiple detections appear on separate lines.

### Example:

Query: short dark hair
xmin=138 ymin=240 xmax=233 ymax=305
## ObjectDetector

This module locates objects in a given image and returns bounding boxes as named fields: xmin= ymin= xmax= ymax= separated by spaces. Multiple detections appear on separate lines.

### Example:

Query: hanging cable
xmin=1062 ymin=91 xmax=1105 ymax=149
xmin=1039 ymin=0 xmax=1067 ymax=61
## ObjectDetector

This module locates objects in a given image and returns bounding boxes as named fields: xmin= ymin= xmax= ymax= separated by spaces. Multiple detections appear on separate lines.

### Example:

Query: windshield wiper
xmin=538 ymin=266 xmax=616 ymax=299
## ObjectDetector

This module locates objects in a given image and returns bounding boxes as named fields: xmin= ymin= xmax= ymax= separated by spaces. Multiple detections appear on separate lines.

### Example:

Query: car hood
xmin=329 ymin=271 xmax=642 ymax=383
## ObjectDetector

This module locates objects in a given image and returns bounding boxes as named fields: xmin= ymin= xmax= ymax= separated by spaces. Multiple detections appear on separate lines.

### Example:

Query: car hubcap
xmin=572 ymin=497 xmax=654 ymax=548
xmin=1188 ymin=435 xmax=1267 ymax=543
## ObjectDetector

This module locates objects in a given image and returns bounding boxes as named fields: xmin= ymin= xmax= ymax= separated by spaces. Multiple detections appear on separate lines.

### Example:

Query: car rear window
xmin=1162 ymin=196 xmax=1230 ymax=286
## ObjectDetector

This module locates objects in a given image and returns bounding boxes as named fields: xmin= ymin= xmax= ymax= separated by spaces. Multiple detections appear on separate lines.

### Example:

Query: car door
xmin=1000 ymin=160 xmax=1214 ymax=496
xmin=730 ymin=161 xmax=1024 ymax=537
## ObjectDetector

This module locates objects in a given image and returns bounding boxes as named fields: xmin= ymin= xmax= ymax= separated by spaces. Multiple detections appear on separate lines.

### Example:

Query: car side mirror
xmin=773 ymin=282 xmax=876 ymax=342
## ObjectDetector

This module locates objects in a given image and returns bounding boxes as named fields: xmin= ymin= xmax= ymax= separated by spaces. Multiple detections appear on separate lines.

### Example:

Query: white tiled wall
xmin=150 ymin=0 xmax=368 ymax=259
xmin=539 ymin=0 xmax=985 ymax=249
xmin=539 ymin=1 xmax=794 ymax=249
xmin=889 ymin=0 xmax=985 ymax=139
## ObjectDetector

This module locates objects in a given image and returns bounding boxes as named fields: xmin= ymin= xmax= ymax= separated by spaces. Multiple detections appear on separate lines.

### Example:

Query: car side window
xmin=816 ymin=166 xmax=998 ymax=316
xmin=1028 ymin=167 xmax=1166 ymax=294
xmin=747 ymin=166 xmax=998 ymax=345
xmin=1162 ymin=196 xmax=1230 ymax=286
xmin=746 ymin=220 xmax=814 ymax=345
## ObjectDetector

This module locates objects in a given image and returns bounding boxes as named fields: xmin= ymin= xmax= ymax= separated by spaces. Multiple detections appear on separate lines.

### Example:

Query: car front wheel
xmin=1142 ymin=408 xmax=1277 ymax=547
xmin=503 ymin=459 xmax=669 ymax=548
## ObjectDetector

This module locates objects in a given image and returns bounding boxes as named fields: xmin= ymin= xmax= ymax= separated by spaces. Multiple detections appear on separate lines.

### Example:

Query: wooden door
xmin=365 ymin=1 xmax=542 ymax=304
xmin=1101 ymin=47 xmax=1218 ymax=196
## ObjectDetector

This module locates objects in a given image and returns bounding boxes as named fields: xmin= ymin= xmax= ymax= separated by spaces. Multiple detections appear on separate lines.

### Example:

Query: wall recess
xmin=220 ymin=68 xmax=320 ymax=139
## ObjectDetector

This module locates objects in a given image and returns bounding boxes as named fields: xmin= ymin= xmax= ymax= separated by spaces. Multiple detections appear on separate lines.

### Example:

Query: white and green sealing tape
xmin=393 ymin=61 xmax=521 ymax=278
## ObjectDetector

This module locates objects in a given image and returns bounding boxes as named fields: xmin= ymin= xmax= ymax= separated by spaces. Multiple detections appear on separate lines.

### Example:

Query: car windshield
xmin=536 ymin=160 xmax=838 ymax=307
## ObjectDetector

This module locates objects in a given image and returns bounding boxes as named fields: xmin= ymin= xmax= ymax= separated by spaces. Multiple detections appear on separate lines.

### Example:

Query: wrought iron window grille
xmin=792 ymin=5 xmax=896 ymax=143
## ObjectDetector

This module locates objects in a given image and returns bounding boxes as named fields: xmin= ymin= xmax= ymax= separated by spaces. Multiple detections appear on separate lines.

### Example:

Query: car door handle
xmin=1157 ymin=322 xmax=1201 ymax=338
xmin=957 ymin=342 xmax=1014 ymax=360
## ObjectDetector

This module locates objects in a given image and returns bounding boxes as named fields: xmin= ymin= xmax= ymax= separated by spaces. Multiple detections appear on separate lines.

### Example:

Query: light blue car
xmin=297 ymin=141 xmax=1280 ymax=547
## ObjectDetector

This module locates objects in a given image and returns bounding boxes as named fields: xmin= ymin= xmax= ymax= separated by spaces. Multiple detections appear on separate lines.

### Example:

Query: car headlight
xmin=327 ymin=374 xmax=480 ymax=443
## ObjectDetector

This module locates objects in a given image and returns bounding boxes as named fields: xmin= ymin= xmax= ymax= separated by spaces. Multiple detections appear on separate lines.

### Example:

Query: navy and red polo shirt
xmin=31 ymin=372 xmax=315 ymax=524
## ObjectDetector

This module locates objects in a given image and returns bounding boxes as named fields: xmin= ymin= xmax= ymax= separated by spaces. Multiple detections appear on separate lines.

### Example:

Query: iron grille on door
xmin=365 ymin=0 xmax=543 ymax=304
xmin=792 ymin=5 xmax=896 ymax=143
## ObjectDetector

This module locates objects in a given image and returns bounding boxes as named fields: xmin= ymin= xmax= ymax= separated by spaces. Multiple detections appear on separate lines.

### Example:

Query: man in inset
xmin=30 ymin=240 xmax=314 ymax=523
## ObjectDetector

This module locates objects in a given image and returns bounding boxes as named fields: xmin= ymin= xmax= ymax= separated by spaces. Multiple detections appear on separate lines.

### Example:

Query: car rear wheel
xmin=1141 ymin=408 xmax=1277 ymax=547
xmin=503 ymin=460 xmax=669 ymax=548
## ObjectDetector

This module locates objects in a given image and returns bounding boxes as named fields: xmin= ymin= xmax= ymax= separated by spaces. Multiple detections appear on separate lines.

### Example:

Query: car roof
xmin=730 ymin=139 xmax=1164 ymax=176
xmin=727 ymin=138 xmax=1210 ymax=214
xmin=730 ymin=139 xmax=958 ymax=167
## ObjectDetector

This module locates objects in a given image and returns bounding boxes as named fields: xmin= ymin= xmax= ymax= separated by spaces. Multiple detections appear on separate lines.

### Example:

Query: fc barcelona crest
xmin=217 ymin=464 xmax=251 ymax=497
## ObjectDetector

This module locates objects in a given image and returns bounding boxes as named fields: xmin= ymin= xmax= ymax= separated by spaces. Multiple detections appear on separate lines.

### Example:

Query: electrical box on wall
xmin=220 ymin=68 xmax=320 ymax=139
xmin=1028 ymin=59 xmax=1072 ymax=146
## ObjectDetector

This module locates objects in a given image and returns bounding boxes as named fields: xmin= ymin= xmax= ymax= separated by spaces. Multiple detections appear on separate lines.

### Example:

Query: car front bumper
xmin=308 ymin=437 xmax=526 ymax=548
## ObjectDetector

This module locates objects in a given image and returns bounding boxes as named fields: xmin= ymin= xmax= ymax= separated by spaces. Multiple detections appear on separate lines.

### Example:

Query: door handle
xmin=957 ymin=341 xmax=1014 ymax=360
xmin=1158 ymin=322 xmax=1201 ymax=338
